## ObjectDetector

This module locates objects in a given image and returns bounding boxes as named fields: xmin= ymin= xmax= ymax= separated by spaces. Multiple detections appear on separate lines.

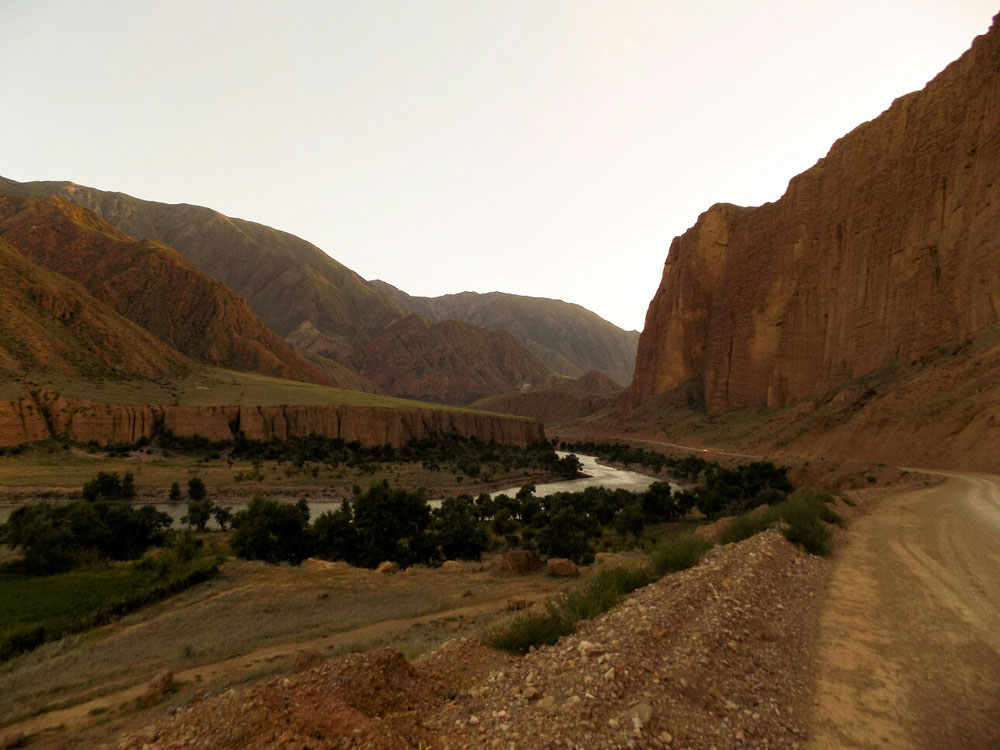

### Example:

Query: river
xmin=0 ymin=454 xmax=662 ymax=527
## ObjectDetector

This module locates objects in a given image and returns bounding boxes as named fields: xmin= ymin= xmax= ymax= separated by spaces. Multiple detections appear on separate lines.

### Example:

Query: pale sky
xmin=1 ymin=1 xmax=995 ymax=331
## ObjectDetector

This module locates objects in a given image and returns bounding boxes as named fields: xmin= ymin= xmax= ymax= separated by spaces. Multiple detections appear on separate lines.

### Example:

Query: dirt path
xmin=2 ymin=592 xmax=548 ymax=742
xmin=808 ymin=472 xmax=1000 ymax=749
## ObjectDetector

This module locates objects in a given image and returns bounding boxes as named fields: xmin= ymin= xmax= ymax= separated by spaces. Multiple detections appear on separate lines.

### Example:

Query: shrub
xmin=650 ymin=535 xmax=712 ymax=575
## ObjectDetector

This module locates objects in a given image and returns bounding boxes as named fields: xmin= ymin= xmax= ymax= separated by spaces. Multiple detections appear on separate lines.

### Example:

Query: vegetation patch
xmin=486 ymin=534 xmax=707 ymax=654
xmin=0 ymin=556 xmax=218 ymax=661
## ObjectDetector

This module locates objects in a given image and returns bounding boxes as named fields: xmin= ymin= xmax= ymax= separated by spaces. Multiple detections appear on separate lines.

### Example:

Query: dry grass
xmin=0 ymin=557 xmax=574 ymax=729
xmin=11 ymin=366 xmax=520 ymax=415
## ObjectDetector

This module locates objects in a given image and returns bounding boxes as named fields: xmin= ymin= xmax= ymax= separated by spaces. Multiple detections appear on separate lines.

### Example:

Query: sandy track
xmin=808 ymin=473 xmax=1000 ymax=749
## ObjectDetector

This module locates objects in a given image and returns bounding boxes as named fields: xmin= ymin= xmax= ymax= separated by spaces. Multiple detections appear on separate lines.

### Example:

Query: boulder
xmin=546 ymin=558 xmax=579 ymax=577
xmin=140 ymin=670 xmax=174 ymax=707
xmin=491 ymin=549 xmax=542 ymax=575
xmin=376 ymin=561 xmax=399 ymax=575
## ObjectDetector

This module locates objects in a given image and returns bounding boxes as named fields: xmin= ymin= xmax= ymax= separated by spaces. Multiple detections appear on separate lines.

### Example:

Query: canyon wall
xmin=627 ymin=16 xmax=1000 ymax=413
xmin=0 ymin=392 xmax=545 ymax=448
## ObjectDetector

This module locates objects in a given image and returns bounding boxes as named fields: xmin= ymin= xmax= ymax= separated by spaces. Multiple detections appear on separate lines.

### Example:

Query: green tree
xmin=615 ymin=502 xmax=645 ymax=540
xmin=311 ymin=505 xmax=358 ymax=563
xmin=231 ymin=497 xmax=311 ymax=565
xmin=187 ymin=477 xmax=207 ymax=502
xmin=168 ymin=481 xmax=182 ymax=502
xmin=431 ymin=496 xmax=489 ymax=561
xmin=351 ymin=481 xmax=431 ymax=568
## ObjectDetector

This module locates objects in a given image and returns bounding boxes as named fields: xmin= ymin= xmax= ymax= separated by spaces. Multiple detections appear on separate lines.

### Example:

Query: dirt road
xmin=809 ymin=472 xmax=1000 ymax=749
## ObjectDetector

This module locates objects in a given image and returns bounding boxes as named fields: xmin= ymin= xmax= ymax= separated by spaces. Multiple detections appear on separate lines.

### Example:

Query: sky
xmin=1 ymin=1 xmax=995 ymax=332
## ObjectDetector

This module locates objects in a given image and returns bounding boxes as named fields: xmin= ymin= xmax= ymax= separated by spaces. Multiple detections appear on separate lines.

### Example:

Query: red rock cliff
xmin=627 ymin=16 xmax=1000 ymax=413
xmin=0 ymin=392 xmax=545 ymax=448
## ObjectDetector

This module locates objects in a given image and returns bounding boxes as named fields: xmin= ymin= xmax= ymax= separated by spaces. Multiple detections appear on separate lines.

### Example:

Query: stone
xmin=140 ymin=671 xmax=174 ymax=707
xmin=629 ymin=701 xmax=653 ymax=728
xmin=577 ymin=641 xmax=607 ymax=659
xmin=522 ymin=686 xmax=541 ymax=701
xmin=293 ymin=650 xmax=323 ymax=673
xmin=376 ymin=561 xmax=399 ymax=575
xmin=546 ymin=558 xmax=580 ymax=577
xmin=441 ymin=560 xmax=461 ymax=570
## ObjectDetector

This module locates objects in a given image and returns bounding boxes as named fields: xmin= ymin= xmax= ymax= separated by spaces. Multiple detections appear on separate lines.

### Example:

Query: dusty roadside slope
xmin=108 ymin=530 xmax=828 ymax=749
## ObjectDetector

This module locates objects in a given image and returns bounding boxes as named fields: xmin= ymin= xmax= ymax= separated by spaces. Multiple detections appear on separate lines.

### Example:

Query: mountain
xmin=358 ymin=315 xmax=551 ymax=404
xmin=0 ymin=195 xmax=328 ymax=386
xmin=0 ymin=238 xmax=189 ymax=382
xmin=622 ymin=15 xmax=1000 ymax=469
xmin=0 ymin=179 xmax=558 ymax=404
xmin=472 ymin=370 xmax=623 ymax=424
xmin=371 ymin=282 xmax=640 ymax=386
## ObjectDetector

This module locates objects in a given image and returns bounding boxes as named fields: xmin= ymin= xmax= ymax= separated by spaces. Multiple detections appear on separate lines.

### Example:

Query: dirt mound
xmin=109 ymin=531 xmax=828 ymax=749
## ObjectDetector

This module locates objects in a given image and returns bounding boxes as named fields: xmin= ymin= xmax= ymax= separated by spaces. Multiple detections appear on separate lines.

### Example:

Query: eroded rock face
xmin=0 ymin=391 xmax=545 ymax=448
xmin=627 ymin=16 xmax=1000 ymax=413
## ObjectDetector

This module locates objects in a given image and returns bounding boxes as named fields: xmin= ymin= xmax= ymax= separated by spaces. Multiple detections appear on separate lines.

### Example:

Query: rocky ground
xmin=107 ymin=529 xmax=829 ymax=750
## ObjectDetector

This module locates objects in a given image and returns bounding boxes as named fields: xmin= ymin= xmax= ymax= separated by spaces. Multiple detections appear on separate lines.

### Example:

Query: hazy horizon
xmin=2 ymin=1 xmax=995 ymax=331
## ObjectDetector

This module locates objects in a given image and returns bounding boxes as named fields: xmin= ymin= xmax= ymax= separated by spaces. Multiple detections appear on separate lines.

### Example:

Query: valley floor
xmin=3 ymin=457 xmax=998 ymax=749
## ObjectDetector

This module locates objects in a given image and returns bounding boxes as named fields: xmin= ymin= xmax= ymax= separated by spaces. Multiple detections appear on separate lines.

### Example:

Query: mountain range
xmin=0 ymin=176 xmax=637 ymax=406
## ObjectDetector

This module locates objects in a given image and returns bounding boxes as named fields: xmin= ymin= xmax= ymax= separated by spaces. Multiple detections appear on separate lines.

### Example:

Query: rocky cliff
xmin=0 ymin=391 xmax=544 ymax=448
xmin=627 ymin=16 xmax=1000 ymax=414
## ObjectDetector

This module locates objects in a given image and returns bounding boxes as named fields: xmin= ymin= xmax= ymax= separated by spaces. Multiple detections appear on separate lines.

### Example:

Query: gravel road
xmin=808 ymin=472 xmax=1000 ymax=749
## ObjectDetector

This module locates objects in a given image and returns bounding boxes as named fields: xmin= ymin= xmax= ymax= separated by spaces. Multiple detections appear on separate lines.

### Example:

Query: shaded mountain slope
xmin=626 ymin=15 xmax=1000 ymax=416
xmin=0 ymin=195 xmax=328 ymax=386
xmin=0 ymin=239 xmax=189 ymax=382
xmin=472 ymin=370 xmax=623 ymax=424
xmin=372 ymin=282 xmax=640 ymax=386
xmin=358 ymin=315 xmax=551 ymax=404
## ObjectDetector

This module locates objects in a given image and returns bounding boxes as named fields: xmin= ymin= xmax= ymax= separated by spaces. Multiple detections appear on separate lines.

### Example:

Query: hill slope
xmin=472 ymin=370 xmax=623 ymax=424
xmin=372 ymin=282 xmax=640 ymax=386
xmin=0 ymin=239 xmax=189 ymax=382
xmin=621 ymin=15 xmax=1000 ymax=466
xmin=0 ymin=196 xmax=328 ymax=386
xmin=0 ymin=180 xmax=557 ymax=404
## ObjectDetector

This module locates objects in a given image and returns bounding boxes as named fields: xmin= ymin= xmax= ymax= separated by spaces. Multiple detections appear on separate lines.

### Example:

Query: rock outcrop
xmin=0 ymin=391 xmax=545 ymax=448
xmin=626 ymin=16 xmax=1000 ymax=414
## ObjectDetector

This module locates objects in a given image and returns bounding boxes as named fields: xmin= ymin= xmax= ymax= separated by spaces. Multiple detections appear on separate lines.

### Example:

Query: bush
xmin=650 ymin=535 xmax=712 ymax=575
xmin=82 ymin=471 xmax=136 ymax=502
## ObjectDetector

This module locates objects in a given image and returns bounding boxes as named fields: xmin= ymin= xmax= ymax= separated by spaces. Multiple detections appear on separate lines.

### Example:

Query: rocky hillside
xmin=624 ymin=15 xmax=1000 ymax=458
xmin=0 ymin=178 xmax=557 ymax=404
xmin=356 ymin=315 xmax=551 ymax=404
xmin=472 ymin=370 xmax=623 ymax=424
xmin=372 ymin=282 xmax=640 ymax=387
xmin=0 ymin=196 xmax=327 ymax=386
xmin=0 ymin=239 xmax=189 ymax=383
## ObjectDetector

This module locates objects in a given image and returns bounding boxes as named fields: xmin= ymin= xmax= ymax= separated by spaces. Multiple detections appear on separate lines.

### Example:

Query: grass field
xmin=8 ymin=366 xmax=520 ymax=415
xmin=0 ymin=558 xmax=218 ymax=659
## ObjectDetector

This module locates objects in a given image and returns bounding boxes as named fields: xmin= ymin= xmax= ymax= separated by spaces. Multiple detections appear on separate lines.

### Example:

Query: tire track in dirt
xmin=808 ymin=473 xmax=1000 ymax=749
